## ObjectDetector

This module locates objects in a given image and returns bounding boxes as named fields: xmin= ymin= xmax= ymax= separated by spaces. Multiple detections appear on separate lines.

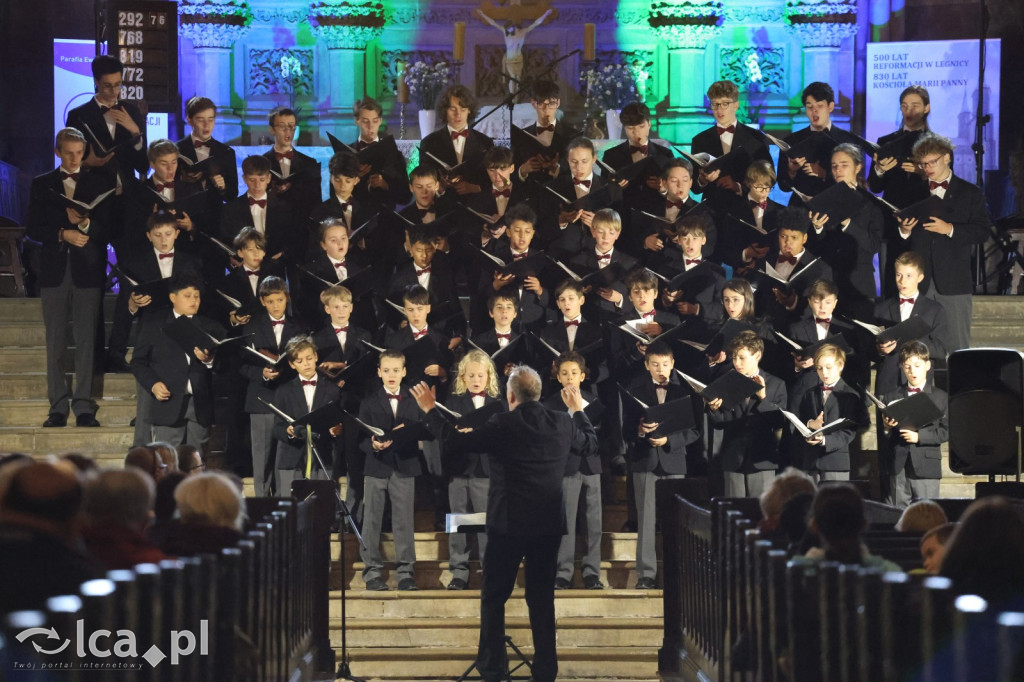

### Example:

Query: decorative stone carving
xmin=248 ymin=48 xmax=315 ymax=96
xmin=722 ymin=5 xmax=784 ymax=23
xmin=250 ymin=8 xmax=309 ymax=23
xmin=178 ymin=0 xmax=253 ymax=48
xmin=379 ymin=50 xmax=453 ymax=97
xmin=784 ymin=0 xmax=859 ymax=47
xmin=308 ymin=1 xmax=386 ymax=49
xmin=476 ymin=46 xmax=559 ymax=98
xmin=648 ymin=1 xmax=725 ymax=49
xmin=719 ymin=47 xmax=785 ymax=93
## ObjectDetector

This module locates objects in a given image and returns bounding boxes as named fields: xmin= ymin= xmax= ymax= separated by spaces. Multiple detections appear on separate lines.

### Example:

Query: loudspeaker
xmin=947 ymin=348 xmax=1024 ymax=475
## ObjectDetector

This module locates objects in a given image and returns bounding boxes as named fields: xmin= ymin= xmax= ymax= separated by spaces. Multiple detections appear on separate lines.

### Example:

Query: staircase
xmin=4 ymin=294 xmax=1024 ymax=679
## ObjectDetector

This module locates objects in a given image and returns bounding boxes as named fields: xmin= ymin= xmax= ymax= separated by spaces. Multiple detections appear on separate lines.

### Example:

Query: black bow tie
xmin=900 ymin=297 xmax=916 ymax=305
xmin=493 ymin=188 xmax=511 ymax=198
xmin=750 ymin=199 xmax=767 ymax=210
xmin=193 ymin=138 xmax=209 ymax=148
xmin=469 ymin=391 xmax=487 ymax=398
xmin=155 ymin=181 xmax=174 ymax=192
xmin=275 ymin=150 xmax=294 ymax=161
xmin=98 ymin=103 xmax=120 ymax=114
xmin=536 ymin=124 xmax=555 ymax=133
xmin=777 ymin=254 xmax=797 ymax=265
xmin=301 ymin=379 xmax=316 ymax=387
xmin=822 ymin=385 xmax=834 ymax=392
xmin=907 ymin=387 xmax=922 ymax=394
xmin=930 ymin=180 xmax=949 ymax=191
xmin=248 ymin=196 xmax=267 ymax=208
xmin=666 ymin=199 xmax=684 ymax=210
xmin=631 ymin=144 xmax=648 ymax=155
xmin=334 ymin=326 xmax=348 ymax=333
xmin=564 ymin=320 xmax=579 ymax=328
xmin=573 ymin=178 xmax=591 ymax=188
xmin=60 ymin=170 xmax=79 ymax=182
xmin=496 ymin=332 xmax=511 ymax=340
xmin=417 ymin=206 xmax=434 ymax=217
xmin=271 ymin=320 xmax=285 ymax=327
xmin=717 ymin=124 xmax=736 ymax=136
xmin=386 ymin=392 xmax=403 ymax=401
xmin=245 ymin=269 xmax=260 ymax=276
xmin=654 ymin=382 xmax=669 ymax=389
xmin=450 ymin=129 xmax=468 ymax=140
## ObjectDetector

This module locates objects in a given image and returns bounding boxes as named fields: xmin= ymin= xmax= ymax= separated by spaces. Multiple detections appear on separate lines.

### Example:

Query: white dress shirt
xmin=448 ymin=126 xmax=467 ymax=164
xmin=248 ymin=194 xmax=268 ymax=235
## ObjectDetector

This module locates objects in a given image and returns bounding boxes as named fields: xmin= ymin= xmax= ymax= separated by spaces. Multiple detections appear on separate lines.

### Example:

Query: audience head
xmin=54 ymin=453 xmax=99 ymax=479
xmin=125 ymin=446 xmax=168 ymax=483
xmin=174 ymin=472 xmax=246 ymax=531
xmin=149 ymin=441 xmax=179 ymax=473
xmin=0 ymin=454 xmax=32 ymax=507
xmin=176 ymin=444 xmax=206 ymax=475
xmin=760 ymin=467 xmax=817 ymax=527
xmin=153 ymin=471 xmax=187 ymax=525
xmin=0 ymin=462 xmax=84 ymax=542
xmin=809 ymin=484 xmax=866 ymax=564
xmin=507 ymin=365 xmax=542 ymax=407
xmin=895 ymin=499 xmax=948 ymax=533
xmin=940 ymin=497 xmax=1024 ymax=602
xmin=920 ymin=522 xmax=956 ymax=575
xmin=82 ymin=469 xmax=155 ymax=532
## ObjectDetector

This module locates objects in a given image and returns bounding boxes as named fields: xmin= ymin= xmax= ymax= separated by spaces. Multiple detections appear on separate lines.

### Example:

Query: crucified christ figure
xmin=475 ymin=7 xmax=553 ymax=93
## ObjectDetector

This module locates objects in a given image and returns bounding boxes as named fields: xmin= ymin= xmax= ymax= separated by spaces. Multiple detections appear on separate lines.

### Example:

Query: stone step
xmin=0 ymin=320 xmax=114 ymax=348
xmin=333 ymin=559 xmax=658 ymax=592
xmin=331 ymin=589 xmax=663 ymax=620
xmin=333 ymin=532 xmax=649 ymax=563
xmin=971 ymin=296 xmax=1024 ymax=319
xmin=0 ymin=373 xmax=137 ymax=400
xmin=4 ymin=426 xmax=134 ymax=457
xmin=332 ymin=615 xmax=661 ymax=649
xmin=0 ymin=399 xmax=136 ymax=427
xmin=337 ymin=645 xmax=659 ymax=678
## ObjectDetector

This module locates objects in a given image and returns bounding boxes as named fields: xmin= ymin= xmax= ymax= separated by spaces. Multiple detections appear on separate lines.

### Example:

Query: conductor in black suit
xmin=411 ymin=366 xmax=598 ymax=682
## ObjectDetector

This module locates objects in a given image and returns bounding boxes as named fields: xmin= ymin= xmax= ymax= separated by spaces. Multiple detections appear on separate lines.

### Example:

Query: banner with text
xmin=866 ymin=39 xmax=1000 ymax=178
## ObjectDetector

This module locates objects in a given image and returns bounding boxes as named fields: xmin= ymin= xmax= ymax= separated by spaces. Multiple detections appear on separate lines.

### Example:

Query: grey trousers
xmin=633 ymin=471 xmax=684 ymax=581
xmin=132 ymin=385 xmax=153 ymax=447
xmin=448 ymin=475 xmax=489 ymax=582
xmin=723 ymin=470 xmax=776 ymax=499
xmin=889 ymin=468 xmax=940 ymax=508
xmin=556 ymin=472 xmax=603 ymax=582
xmin=40 ymin=273 xmax=100 ymax=418
xmin=151 ymin=395 xmax=208 ymax=449
xmin=925 ymin=286 xmax=972 ymax=353
xmin=361 ymin=472 xmax=417 ymax=582
xmin=277 ymin=462 xmax=328 ymax=499
xmin=249 ymin=413 xmax=275 ymax=497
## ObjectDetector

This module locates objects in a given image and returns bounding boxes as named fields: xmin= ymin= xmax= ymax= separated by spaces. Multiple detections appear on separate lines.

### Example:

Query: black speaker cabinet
xmin=947 ymin=348 xmax=1024 ymax=475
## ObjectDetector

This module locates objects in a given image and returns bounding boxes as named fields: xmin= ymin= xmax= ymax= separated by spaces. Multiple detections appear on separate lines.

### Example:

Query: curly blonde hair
xmin=453 ymin=349 xmax=500 ymax=398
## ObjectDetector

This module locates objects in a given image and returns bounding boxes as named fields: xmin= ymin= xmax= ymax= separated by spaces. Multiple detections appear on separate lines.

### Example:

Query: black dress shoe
xmin=635 ymin=577 xmax=657 ymax=590
xmin=447 ymin=578 xmax=468 ymax=591
xmin=583 ymin=575 xmax=604 ymax=590
xmin=554 ymin=577 xmax=572 ymax=590
xmin=105 ymin=355 xmax=131 ymax=373
xmin=364 ymin=578 xmax=389 ymax=591
xmin=42 ymin=414 xmax=67 ymax=428
xmin=398 ymin=578 xmax=418 ymax=591
xmin=75 ymin=414 xmax=101 ymax=427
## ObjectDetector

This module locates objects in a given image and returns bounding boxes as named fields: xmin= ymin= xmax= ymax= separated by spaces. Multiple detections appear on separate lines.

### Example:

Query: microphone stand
xmin=476 ymin=49 xmax=582 ymax=138
xmin=972 ymin=0 xmax=991 ymax=290
xmin=301 ymin=433 xmax=368 ymax=682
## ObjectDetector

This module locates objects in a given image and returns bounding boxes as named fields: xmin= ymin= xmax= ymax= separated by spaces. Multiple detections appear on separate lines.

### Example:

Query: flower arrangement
xmin=308 ymin=0 xmax=386 ymax=28
xmin=583 ymin=63 xmax=648 ymax=113
xmin=402 ymin=61 xmax=453 ymax=110
xmin=784 ymin=0 xmax=857 ymax=23
xmin=280 ymin=55 xmax=303 ymax=109
xmin=648 ymin=0 xmax=725 ymax=26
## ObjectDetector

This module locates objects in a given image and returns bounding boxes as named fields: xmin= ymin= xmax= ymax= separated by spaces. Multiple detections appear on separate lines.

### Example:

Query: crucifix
xmin=474 ymin=0 xmax=556 ymax=93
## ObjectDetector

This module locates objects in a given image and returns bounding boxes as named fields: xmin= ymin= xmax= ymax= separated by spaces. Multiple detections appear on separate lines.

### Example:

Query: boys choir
xmin=32 ymin=53 xmax=992 ymax=590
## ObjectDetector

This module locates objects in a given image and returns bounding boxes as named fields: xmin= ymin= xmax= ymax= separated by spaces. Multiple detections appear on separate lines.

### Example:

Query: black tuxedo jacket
xmin=212 ymin=258 xmax=288 ymax=327
xmin=348 ymin=136 xmax=412 ymax=209
xmin=712 ymin=192 xmax=785 ymax=267
xmin=881 ymin=383 xmax=948 ymax=479
xmin=866 ymin=129 xmax=930 ymax=208
xmin=384 ymin=326 xmax=453 ymax=387
xmin=539 ymin=173 xmax=613 ymax=255
xmin=690 ymin=123 xmax=772 ymax=197
xmin=905 ymin=176 xmax=990 ymax=295
xmin=176 ymin=135 xmax=239 ymax=204
xmin=389 ymin=259 xmax=457 ymax=309
xmin=271 ymin=373 xmax=343 ymax=470
xmin=130 ymin=311 xmax=225 ymax=427
xmin=262 ymin=148 xmax=322 ymax=222
xmin=707 ymin=370 xmax=786 ymax=472
xmin=872 ymin=295 xmax=950 ymax=394
xmin=357 ymin=385 xmax=425 ymax=477
xmin=239 ymin=313 xmax=306 ymax=413
xmin=786 ymin=313 xmax=870 ymax=392
xmin=541 ymin=388 xmax=602 ymax=476
xmin=623 ymin=375 xmax=700 ymax=475
xmin=539 ymin=318 xmax=607 ymax=382
xmin=65 ymin=98 xmax=148 ymax=183
xmin=632 ymin=193 xmax=709 ymax=259
xmin=567 ymin=248 xmax=637 ymax=320
xmin=219 ymin=194 xmax=295 ymax=260
xmin=312 ymin=322 xmax=372 ymax=366
xmin=610 ymin=307 xmax=681 ymax=376
xmin=471 ymin=328 xmax=521 ymax=356
xmin=776 ymin=125 xmax=863 ymax=202
xmin=658 ymin=258 xmax=726 ymax=324
xmin=752 ymin=247 xmax=833 ymax=329
xmin=515 ymin=120 xmax=580 ymax=176
xmin=477 ymin=246 xmax=551 ymax=332
xmin=423 ymin=399 xmax=597 ymax=536
xmin=602 ymin=140 xmax=675 ymax=206
xmin=443 ymin=392 xmax=506 ymax=477
xmin=420 ymin=127 xmax=494 ymax=190
xmin=805 ymin=196 xmax=882 ymax=309
xmin=120 ymin=248 xmax=204 ymax=319
xmin=121 ymin=177 xmax=211 ymax=259
xmin=309 ymin=194 xmax=373 ymax=235
xmin=789 ymin=377 xmax=867 ymax=472
xmin=27 ymin=169 xmax=113 ymax=289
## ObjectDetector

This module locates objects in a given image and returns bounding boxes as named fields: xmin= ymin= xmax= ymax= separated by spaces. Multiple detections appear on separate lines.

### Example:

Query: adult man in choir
xmin=27 ymin=128 xmax=111 ymax=428
xmin=410 ymin=367 xmax=598 ymax=682
xmin=776 ymin=82 xmax=862 ymax=206
xmin=898 ymin=132 xmax=990 ymax=352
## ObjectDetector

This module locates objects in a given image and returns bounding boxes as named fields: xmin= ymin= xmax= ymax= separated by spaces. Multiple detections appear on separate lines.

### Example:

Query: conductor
xmin=411 ymin=366 xmax=597 ymax=682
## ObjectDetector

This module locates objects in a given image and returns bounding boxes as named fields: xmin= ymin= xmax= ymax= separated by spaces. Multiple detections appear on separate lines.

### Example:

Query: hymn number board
xmin=108 ymin=0 xmax=178 ymax=111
